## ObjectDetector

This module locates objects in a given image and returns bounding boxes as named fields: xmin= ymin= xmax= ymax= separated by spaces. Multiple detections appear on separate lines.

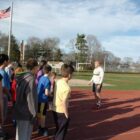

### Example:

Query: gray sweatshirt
xmin=14 ymin=72 xmax=38 ymax=121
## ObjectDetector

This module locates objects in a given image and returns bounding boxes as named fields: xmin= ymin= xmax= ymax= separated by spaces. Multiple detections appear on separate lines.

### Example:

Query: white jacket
xmin=90 ymin=66 xmax=104 ymax=84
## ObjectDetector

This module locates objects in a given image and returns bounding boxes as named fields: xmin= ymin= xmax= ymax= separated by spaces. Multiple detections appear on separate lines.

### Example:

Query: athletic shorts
xmin=38 ymin=103 xmax=48 ymax=116
xmin=92 ymin=83 xmax=102 ymax=93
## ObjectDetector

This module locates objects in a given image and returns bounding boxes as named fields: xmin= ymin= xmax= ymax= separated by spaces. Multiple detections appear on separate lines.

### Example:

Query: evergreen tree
xmin=75 ymin=34 xmax=88 ymax=63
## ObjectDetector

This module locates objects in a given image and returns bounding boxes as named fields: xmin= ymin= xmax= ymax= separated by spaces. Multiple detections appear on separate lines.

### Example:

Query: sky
xmin=0 ymin=0 xmax=140 ymax=61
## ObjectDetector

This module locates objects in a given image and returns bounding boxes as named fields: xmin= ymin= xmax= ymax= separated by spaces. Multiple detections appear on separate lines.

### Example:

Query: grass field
xmin=73 ymin=71 xmax=140 ymax=90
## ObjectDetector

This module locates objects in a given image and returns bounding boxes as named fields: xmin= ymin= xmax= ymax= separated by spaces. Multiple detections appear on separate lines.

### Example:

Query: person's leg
xmin=0 ymin=93 xmax=3 ymax=125
xmin=63 ymin=117 xmax=70 ymax=139
xmin=53 ymin=111 xmax=59 ymax=134
xmin=38 ymin=102 xmax=41 ymax=113
xmin=38 ymin=103 xmax=48 ymax=136
xmin=38 ymin=103 xmax=46 ymax=128
xmin=26 ymin=121 xmax=33 ymax=140
xmin=0 ymin=91 xmax=3 ymax=129
xmin=16 ymin=120 xmax=33 ymax=140
xmin=3 ymin=94 xmax=8 ymax=122
xmin=95 ymin=84 xmax=102 ymax=108
xmin=43 ymin=103 xmax=49 ymax=136
xmin=94 ymin=92 xmax=98 ymax=103
xmin=37 ymin=102 xmax=41 ymax=128
xmin=96 ymin=92 xmax=101 ymax=104
xmin=92 ymin=83 xmax=98 ymax=104
xmin=55 ymin=113 xmax=70 ymax=140
xmin=0 ymin=95 xmax=7 ymax=139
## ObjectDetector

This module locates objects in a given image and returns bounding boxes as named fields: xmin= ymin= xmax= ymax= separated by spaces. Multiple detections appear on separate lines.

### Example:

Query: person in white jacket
xmin=88 ymin=61 xmax=104 ymax=108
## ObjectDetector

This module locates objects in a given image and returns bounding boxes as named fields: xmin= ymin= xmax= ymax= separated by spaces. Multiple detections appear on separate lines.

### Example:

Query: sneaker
xmin=0 ymin=131 xmax=8 ymax=140
xmin=12 ymin=120 xmax=16 ymax=127
xmin=0 ymin=129 xmax=5 ymax=137
xmin=96 ymin=102 xmax=102 ymax=109
xmin=38 ymin=128 xmax=45 ymax=135
xmin=43 ymin=129 xmax=48 ymax=136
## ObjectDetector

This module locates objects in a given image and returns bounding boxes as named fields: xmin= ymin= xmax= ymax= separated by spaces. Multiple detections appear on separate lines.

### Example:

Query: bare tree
xmin=42 ymin=37 xmax=60 ymax=60
xmin=0 ymin=32 xmax=8 ymax=54
xmin=86 ymin=35 xmax=104 ymax=64
xmin=25 ymin=37 xmax=42 ymax=60
xmin=25 ymin=37 xmax=61 ymax=61
xmin=122 ymin=57 xmax=134 ymax=68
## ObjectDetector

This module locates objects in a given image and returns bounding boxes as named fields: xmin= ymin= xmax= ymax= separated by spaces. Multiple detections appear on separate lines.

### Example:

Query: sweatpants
xmin=53 ymin=111 xmax=70 ymax=140
xmin=16 ymin=120 xmax=33 ymax=140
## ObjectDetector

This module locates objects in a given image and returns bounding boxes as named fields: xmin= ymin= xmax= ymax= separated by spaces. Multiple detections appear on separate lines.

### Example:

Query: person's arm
xmin=62 ymin=98 xmax=69 ymax=118
xmin=11 ymin=79 xmax=16 ymax=101
xmin=2 ymin=87 xmax=9 ymax=95
xmin=45 ymin=88 xmax=50 ymax=96
xmin=62 ymin=90 xmax=70 ymax=118
xmin=36 ymin=70 xmax=42 ymax=84
xmin=27 ymin=79 xmax=37 ymax=118
xmin=98 ymin=68 xmax=104 ymax=84
xmin=50 ymin=80 xmax=54 ymax=94
xmin=1 ymin=75 xmax=9 ymax=95
xmin=88 ymin=75 xmax=94 ymax=85
xmin=44 ymin=80 xmax=51 ymax=96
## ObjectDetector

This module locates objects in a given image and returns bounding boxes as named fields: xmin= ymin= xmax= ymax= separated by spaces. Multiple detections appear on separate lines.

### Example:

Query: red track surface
xmin=4 ymin=89 xmax=140 ymax=140
xmin=66 ymin=89 xmax=140 ymax=140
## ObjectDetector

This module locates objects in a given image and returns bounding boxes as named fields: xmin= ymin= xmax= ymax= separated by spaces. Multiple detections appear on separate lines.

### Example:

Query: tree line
xmin=0 ymin=31 xmax=138 ymax=71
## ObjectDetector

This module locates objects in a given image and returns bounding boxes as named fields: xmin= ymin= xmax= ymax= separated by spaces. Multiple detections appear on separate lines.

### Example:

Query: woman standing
xmin=88 ymin=61 xmax=104 ymax=109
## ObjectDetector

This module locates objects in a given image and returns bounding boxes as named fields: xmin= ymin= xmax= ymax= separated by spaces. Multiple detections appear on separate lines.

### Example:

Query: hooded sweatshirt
xmin=14 ymin=72 xmax=38 ymax=121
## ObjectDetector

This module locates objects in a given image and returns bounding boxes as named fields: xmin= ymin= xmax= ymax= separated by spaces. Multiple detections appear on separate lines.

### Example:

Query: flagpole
xmin=8 ymin=2 xmax=13 ymax=58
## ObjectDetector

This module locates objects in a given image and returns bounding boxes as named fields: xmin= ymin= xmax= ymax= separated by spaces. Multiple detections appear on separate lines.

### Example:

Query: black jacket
xmin=14 ymin=72 xmax=38 ymax=121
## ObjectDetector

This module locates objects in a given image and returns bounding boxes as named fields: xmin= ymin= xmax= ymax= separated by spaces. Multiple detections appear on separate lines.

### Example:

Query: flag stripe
xmin=0 ymin=7 xmax=10 ymax=19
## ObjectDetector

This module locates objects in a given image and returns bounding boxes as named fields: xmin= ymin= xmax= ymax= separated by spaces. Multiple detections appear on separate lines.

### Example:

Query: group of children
xmin=0 ymin=53 xmax=104 ymax=140
xmin=0 ymin=53 xmax=74 ymax=140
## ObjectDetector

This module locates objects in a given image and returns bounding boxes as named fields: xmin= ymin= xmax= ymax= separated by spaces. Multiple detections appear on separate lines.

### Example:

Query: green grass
xmin=73 ymin=71 xmax=140 ymax=90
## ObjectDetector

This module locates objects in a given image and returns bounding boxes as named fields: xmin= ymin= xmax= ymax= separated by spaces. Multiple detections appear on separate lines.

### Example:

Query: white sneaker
xmin=96 ymin=101 xmax=102 ymax=108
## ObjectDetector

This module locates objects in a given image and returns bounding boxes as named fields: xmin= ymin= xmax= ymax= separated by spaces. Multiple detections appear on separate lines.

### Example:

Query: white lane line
xmin=84 ymin=130 xmax=140 ymax=140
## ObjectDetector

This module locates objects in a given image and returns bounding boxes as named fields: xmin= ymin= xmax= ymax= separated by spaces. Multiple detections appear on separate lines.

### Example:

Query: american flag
xmin=0 ymin=7 xmax=10 ymax=19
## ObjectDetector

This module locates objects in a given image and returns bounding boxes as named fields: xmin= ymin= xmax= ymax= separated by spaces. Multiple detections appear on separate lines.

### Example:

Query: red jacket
xmin=11 ymin=79 xmax=16 ymax=102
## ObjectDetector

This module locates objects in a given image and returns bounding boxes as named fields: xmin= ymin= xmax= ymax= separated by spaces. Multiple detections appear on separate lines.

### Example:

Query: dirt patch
xmin=69 ymin=79 xmax=114 ymax=87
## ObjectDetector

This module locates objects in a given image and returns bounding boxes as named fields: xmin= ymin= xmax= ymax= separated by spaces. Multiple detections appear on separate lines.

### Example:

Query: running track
xmin=67 ymin=89 xmax=140 ymax=140
xmin=4 ymin=89 xmax=140 ymax=140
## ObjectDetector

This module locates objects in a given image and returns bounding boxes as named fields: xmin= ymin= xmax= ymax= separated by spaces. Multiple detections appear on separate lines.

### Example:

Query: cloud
xmin=2 ymin=0 xmax=139 ymax=36
xmin=102 ymin=36 xmax=140 ymax=61
xmin=0 ymin=0 xmax=140 ymax=59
